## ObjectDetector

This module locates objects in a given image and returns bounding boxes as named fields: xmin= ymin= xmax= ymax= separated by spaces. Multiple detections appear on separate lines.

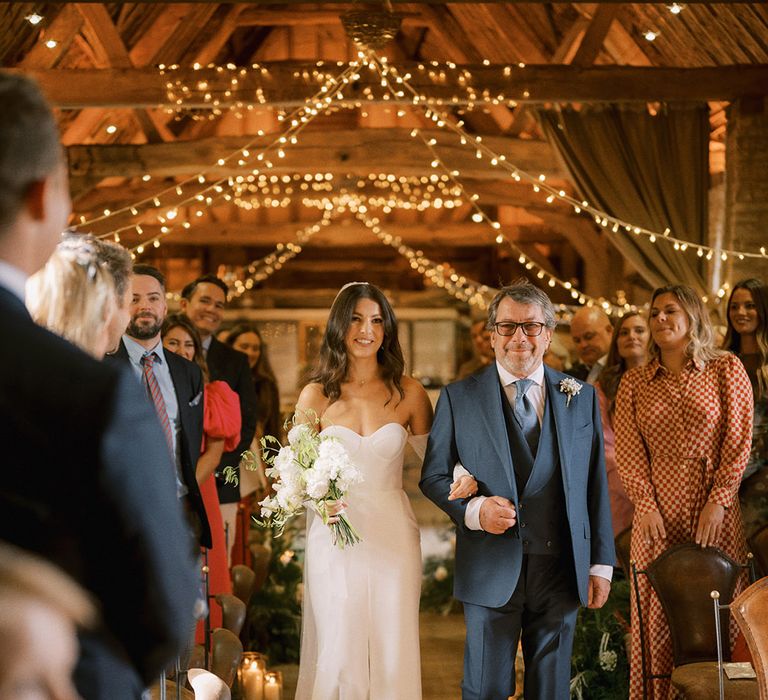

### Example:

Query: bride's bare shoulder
xmin=296 ymin=382 xmax=329 ymax=416
xmin=401 ymin=375 xmax=428 ymax=399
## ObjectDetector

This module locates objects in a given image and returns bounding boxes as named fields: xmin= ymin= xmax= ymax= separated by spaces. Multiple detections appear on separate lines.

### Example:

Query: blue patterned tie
xmin=513 ymin=379 xmax=540 ymax=454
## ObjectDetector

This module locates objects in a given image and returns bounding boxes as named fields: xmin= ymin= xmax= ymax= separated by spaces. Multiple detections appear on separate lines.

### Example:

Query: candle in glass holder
xmin=238 ymin=652 xmax=267 ymax=700
xmin=264 ymin=671 xmax=283 ymax=700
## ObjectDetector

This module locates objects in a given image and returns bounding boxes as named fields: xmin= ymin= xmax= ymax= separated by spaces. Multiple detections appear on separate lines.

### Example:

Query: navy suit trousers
xmin=462 ymin=553 xmax=579 ymax=700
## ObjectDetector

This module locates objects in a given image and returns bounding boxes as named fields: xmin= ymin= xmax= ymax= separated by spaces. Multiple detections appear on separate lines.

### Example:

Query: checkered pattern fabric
xmin=615 ymin=353 xmax=754 ymax=699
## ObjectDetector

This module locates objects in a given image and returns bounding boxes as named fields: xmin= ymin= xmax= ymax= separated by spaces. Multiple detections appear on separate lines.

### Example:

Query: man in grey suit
xmin=421 ymin=280 xmax=615 ymax=700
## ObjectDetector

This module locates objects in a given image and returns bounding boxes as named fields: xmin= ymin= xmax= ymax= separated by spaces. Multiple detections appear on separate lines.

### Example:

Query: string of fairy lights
xmin=366 ymin=51 xmax=767 ymax=265
xmin=76 ymin=60 xmax=367 ymax=251
xmin=363 ymin=53 xmax=636 ymax=314
xmin=69 ymin=46 xmax=759 ymax=311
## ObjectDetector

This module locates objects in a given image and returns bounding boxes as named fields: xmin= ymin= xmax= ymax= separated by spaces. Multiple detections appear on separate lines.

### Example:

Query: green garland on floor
xmin=421 ymin=555 xmax=462 ymax=615
xmin=570 ymin=577 xmax=631 ymax=699
xmin=244 ymin=521 xmax=303 ymax=664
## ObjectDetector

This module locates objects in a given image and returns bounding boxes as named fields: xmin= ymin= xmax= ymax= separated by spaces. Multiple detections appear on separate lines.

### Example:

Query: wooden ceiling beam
xmin=67 ymin=129 xmax=561 ymax=180
xmin=111 ymin=220 xmax=566 ymax=248
xmin=570 ymin=4 xmax=622 ymax=67
xmin=237 ymin=8 xmax=426 ymax=27
xmin=72 ymin=176 xmax=573 ymax=212
xmin=69 ymin=4 xmax=171 ymax=144
xmin=19 ymin=5 xmax=84 ymax=69
xmin=27 ymin=64 xmax=768 ymax=108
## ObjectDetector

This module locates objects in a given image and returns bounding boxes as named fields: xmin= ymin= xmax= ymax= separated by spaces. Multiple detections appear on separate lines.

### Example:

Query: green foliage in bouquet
xmin=244 ymin=520 xmax=303 ymax=664
xmin=570 ymin=577 xmax=631 ymax=699
xmin=420 ymin=555 xmax=462 ymax=615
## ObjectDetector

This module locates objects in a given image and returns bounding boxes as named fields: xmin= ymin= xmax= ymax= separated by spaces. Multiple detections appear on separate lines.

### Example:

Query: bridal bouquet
xmin=255 ymin=415 xmax=363 ymax=549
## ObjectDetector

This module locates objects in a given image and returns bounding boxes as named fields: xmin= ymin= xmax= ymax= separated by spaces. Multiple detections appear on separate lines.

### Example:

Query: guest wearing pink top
xmin=596 ymin=311 xmax=648 ymax=536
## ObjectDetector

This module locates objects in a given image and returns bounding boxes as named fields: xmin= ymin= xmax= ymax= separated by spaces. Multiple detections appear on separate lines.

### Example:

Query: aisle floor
xmin=276 ymin=611 xmax=466 ymax=699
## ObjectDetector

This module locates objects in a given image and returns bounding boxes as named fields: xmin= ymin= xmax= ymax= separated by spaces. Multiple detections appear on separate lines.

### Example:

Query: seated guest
xmin=0 ymin=542 xmax=95 ymax=700
xmin=163 ymin=313 xmax=241 ymax=642
xmin=596 ymin=311 xmax=648 ymax=536
xmin=569 ymin=306 xmax=614 ymax=382
xmin=724 ymin=278 xmax=768 ymax=538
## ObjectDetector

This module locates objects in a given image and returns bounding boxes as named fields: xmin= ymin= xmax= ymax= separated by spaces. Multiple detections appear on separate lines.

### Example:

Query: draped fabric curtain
xmin=537 ymin=104 xmax=709 ymax=296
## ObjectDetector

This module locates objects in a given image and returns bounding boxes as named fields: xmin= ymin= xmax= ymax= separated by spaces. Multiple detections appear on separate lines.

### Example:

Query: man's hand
xmin=696 ymin=502 xmax=725 ymax=548
xmin=479 ymin=496 xmax=517 ymax=534
xmin=587 ymin=575 xmax=611 ymax=609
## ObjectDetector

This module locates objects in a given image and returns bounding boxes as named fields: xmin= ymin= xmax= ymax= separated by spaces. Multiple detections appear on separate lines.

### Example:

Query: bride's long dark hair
xmin=311 ymin=283 xmax=405 ymax=404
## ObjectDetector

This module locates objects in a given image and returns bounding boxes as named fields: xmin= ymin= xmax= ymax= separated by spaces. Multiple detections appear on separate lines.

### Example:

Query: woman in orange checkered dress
xmin=615 ymin=284 xmax=754 ymax=699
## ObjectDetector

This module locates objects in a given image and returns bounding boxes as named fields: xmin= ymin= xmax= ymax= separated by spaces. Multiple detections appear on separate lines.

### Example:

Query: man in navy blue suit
xmin=421 ymin=280 xmax=615 ymax=700
xmin=0 ymin=71 xmax=197 ymax=699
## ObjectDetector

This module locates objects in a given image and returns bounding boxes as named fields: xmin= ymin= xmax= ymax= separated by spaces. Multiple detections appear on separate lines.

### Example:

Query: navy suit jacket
xmin=420 ymin=363 xmax=614 ymax=608
xmin=0 ymin=286 xmax=197 ymax=699
xmin=206 ymin=336 xmax=257 ymax=504
xmin=111 ymin=339 xmax=211 ymax=548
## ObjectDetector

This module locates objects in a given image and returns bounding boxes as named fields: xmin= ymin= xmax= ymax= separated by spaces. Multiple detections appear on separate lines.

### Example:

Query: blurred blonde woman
xmin=0 ymin=541 xmax=95 ymax=700
xmin=26 ymin=234 xmax=117 ymax=359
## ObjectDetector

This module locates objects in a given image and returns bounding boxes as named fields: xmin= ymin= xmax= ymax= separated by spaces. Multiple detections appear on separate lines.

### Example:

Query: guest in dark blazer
xmin=111 ymin=264 xmax=210 ymax=548
xmin=180 ymin=275 xmax=257 ymax=545
xmin=0 ymin=71 xmax=197 ymax=700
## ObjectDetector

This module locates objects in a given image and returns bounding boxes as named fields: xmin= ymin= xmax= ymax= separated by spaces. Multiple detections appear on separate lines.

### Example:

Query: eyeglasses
xmin=493 ymin=322 xmax=546 ymax=337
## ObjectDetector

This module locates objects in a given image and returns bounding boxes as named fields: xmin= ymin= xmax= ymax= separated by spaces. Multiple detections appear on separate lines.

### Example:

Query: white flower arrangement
xmin=255 ymin=413 xmax=363 ymax=549
xmin=559 ymin=377 xmax=583 ymax=407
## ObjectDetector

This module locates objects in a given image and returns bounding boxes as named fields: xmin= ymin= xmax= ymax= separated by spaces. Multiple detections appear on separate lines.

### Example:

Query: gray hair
xmin=486 ymin=278 xmax=556 ymax=330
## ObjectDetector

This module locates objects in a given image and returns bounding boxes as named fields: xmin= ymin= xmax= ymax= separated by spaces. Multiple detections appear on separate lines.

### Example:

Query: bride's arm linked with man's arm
xmin=408 ymin=433 xmax=478 ymax=500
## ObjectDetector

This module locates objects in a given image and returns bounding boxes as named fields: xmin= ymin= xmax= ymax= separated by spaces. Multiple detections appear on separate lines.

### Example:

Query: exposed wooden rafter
xmin=29 ymin=64 xmax=768 ymax=110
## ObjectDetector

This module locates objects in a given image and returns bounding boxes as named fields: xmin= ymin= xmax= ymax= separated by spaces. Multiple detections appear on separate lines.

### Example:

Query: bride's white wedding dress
xmin=295 ymin=422 xmax=422 ymax=700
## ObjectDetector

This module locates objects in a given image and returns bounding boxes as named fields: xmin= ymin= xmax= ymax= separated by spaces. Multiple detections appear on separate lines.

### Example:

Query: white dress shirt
xmin=462 ymin=360 xmax=612 ymax=581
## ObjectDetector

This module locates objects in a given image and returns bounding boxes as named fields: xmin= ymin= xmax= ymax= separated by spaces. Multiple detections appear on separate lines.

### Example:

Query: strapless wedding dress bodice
xmin=295 ymin=422 xmax=423 ymax=700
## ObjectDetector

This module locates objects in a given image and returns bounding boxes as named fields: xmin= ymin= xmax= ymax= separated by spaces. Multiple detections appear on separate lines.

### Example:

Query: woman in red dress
xmin=615 ymin=285 xmax=753 ymax=699
xmin=162 ymin=314 xmax=241 ymax=641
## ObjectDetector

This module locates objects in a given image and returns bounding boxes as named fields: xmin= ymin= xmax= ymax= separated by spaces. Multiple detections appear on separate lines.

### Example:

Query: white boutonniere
xmin=559 ymin=377 xmax=582 ymax=407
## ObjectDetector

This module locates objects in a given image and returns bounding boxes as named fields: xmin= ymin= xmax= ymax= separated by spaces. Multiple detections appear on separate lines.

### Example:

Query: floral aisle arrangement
xmin=420 ymin=555 xmax=462 ymax=615
xmin=244 ymin=520 xmax=304 ymax=664
xmin=233 ymin=414 xmax=364 ymax=548
xmin=569 ymin=578 xmax=631 ymax=699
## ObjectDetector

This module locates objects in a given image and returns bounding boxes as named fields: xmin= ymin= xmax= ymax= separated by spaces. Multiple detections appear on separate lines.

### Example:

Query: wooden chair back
xmin=731 ymin=576 xmax=768 ymax=700
xmin=231 ymin=564 xmax=256 ymax=604
xmin=645 ymin=544 xmax=742 ymax=666
xmin=210 ymin=628 xmax=243 ymax=687
xmin=214 ymin=593 xmax=246 ymax=636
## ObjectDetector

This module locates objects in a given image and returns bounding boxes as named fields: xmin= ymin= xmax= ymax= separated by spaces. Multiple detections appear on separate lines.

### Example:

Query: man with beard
xmin=111 ymin=264 xmax=210 ymax=548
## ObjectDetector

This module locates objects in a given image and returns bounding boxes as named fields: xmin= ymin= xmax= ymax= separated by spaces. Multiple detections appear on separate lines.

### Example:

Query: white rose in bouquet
xmin=248 ymin=413 xmax=363 ymax=548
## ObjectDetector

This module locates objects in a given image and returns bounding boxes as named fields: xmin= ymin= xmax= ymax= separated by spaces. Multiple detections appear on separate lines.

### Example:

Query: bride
xmin=294 ymin=282 xmax=435 ymax=699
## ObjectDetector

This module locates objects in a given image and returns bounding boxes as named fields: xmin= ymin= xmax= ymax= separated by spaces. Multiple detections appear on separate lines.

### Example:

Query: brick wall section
xmin=725 ymin=97 xmax=768 ymax=284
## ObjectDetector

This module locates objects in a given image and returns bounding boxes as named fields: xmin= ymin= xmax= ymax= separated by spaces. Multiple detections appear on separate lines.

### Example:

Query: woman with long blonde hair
xmin=615 ymin=284 xmax=753 ymax=699
xmin=26 ymin=234 xmax=117 ymax=359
